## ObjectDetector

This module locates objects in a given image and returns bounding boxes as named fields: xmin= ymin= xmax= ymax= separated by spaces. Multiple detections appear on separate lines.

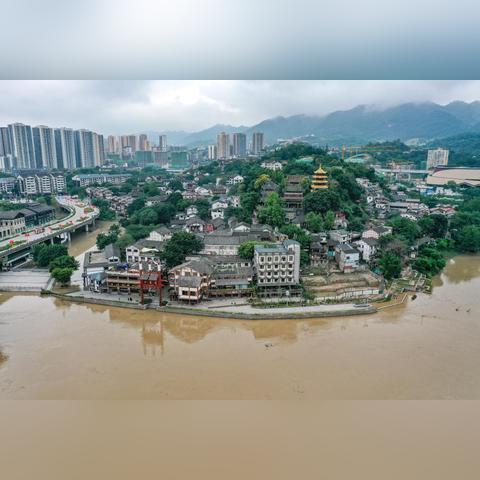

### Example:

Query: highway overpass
xmin=0 ymin=196 xmax=99 ymax=268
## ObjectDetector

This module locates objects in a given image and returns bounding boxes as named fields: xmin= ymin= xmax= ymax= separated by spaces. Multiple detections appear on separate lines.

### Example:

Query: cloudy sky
xmin=1 ymin=80 xmax=480 ymax=135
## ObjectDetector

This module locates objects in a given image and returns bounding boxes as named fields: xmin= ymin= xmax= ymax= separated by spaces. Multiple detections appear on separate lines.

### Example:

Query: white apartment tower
xmin=33 ymin=125 xmax=57 ymax=169
xmin=427 ymin=148 xmax=449 ymax=169
xmin=208 ymin=144 xmax=217 ymax=160
xmin=7 ymin=123 xmax=36 ymax=169
xmin=232 ymin=132 xmax=247 ymax=157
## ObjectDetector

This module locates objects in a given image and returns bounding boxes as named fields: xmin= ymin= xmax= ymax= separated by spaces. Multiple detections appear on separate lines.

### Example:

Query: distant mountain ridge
xmin=145 ymin=101 xmax=480 ymax=147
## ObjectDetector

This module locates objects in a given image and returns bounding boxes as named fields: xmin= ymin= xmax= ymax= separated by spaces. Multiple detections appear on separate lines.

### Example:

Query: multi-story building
xmin=138 ymin=134 xmax=148 ymax=151
xmin=158 ymin=135 xmax=167 ymax=152
xmin=254 ymin=240 xmax=301 ymax=286
xmin=216 ymin=132 xmax=230 ymax=159
xmin=33 ymin=125 xmax=57 ymax=169
xmin=311 ymin=165 xmax=328 ymax=190
xmin=427 ymin=148 xmax=449 ymax=169
xmin=232 ymin=133 xmax=247 ymax=157
xmin=107 ymin=135 xmax=119 ymax=154
xmin=168 ymin=259 xmax=214 ymax=303
xmin=16 ymin=172 xmax=66 ymax=195
xmin=0 ymin=155 xmax=14 ymax=172
xmin=208 ymin=144 xmax=217 ymax=160
xmin=0 ymin=211 xmax=26 ymax=239
xmin=8 ymin=123 xmax=36 ymax=169
xmin=0 ymin=127 xmax=11 ymax=156
xmin=74 ymin=129 xmax=105 ymax=168
xmin=251 ymin=132 xmax=264 ymax=155
xmin=0 ymin=177 xmax=15 ymax=193
xmin=54 ymin=128 xmax=77 ymax=170
xmin=335 ymin=244 xmax=360 ymax=272
xmin=72 ymin=173 xmax=131 ymax=187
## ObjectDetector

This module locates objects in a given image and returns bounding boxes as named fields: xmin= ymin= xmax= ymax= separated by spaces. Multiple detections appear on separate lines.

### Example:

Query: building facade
xmin=427 ymin=148 xmax=449 ymax=169
xmin=216 ymin=132 xmax=230 ymax=159
xmin=252 ymin=132 xmax=264 ymax=155
xmin=254 ymin=240 xmax=301 ymax=286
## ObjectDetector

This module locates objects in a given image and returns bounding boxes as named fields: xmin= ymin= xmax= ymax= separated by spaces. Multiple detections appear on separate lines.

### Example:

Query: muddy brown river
xmin=0 ymin=225 xmax=479 ymax=398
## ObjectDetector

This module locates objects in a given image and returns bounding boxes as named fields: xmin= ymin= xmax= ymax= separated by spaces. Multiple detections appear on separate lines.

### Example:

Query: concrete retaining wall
xmin=41 ymin=292 xmax=377 ymax=319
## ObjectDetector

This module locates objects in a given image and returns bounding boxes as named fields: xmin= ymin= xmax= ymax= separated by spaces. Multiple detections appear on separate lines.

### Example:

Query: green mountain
xmin=147 ymin=101 xmax=480 ymax=147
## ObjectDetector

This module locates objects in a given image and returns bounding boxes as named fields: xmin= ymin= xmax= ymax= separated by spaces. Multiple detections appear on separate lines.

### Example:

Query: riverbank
xmin=42 ymin=289 xmax=377 ymax=319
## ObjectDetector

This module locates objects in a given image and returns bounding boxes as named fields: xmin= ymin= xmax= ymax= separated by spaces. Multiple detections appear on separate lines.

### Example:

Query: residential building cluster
xmin=0 ymin=123 xmax=105 ymax=171
xmin=211 ymin=131 xmax=264 ymax=160
xmin=0 ymin=172 xmax=65 ymax=196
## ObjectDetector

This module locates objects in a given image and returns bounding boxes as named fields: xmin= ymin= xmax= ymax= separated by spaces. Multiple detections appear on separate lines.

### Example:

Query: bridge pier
xmin=85 ymin=223 xmax=89 ymax=233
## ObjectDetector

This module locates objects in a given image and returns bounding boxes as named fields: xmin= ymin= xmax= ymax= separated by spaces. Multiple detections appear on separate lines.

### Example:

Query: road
xmin=0 ymin=196 xmax=99 ymax=252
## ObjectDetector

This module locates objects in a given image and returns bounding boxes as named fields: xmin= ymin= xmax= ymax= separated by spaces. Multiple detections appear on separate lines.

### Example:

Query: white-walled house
xmin=354 ymin=238 xmax=378 ymax=263
xmin=261 ymin=161 xmax=282 ymax=171
xmin=226 ymin=175 xmax=244 ymax=185
xmin=362 ymin=225 xmax=392 ymax=240
xmin=148 ymin=226 xmax=172 ymax=242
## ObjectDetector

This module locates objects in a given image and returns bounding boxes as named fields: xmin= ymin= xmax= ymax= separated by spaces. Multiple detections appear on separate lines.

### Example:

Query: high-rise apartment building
xmin=216 ymin=132 xmax=230 ymax=159
xmin=33 ymin=125 xmax=57 ymax=169
xmin=138 ymin=134 xmax=148 ymax=151
xmin=128 ymin=135 xmax=137 ymax=152
xmin=8 ymin=123 xmax=36 ymax=169
xmin=158 ymin=135 xmax=167 ymax=152
xmin=232 ymin=133 xmax=247 ymax=157
xmin=427 ymin=148 xmax=449 ymax=169
xmin=107 ymin=135 xmax=120 ymax=154
xmin=252 ymin=132 xmax=264 ymax=155
xmin=0 ymin=127 xmax=11 ymax=156
xmin=208 ymin=144 xmax=217 ymax=160
xmin=1 ymin=122 xmax=104 ymax=170
xmin=54 ymin=128 xmax=76 ymax=170
xmin=74 ymin=130 xmax=104 ymax=168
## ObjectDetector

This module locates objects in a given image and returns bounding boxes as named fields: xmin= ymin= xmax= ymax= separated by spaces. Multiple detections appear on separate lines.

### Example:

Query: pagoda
xmin=311 ymin=165 xmax=328 ymax=190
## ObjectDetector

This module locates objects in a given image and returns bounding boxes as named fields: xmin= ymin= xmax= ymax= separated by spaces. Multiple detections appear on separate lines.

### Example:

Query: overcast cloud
xmin=1 ymin=80 xmax=480 ymax=135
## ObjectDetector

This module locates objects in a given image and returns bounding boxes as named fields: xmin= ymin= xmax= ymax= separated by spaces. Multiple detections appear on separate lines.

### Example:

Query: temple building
xmin=311 ymin=166 xmax=328 ymax=190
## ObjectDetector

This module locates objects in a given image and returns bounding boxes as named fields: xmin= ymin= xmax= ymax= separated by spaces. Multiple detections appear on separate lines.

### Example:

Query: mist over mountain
xmin=146 ymin=101 xmax=480 ymax=147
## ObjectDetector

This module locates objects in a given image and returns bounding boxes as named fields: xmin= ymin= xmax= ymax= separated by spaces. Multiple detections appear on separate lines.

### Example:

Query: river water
xmin=0 ymin=227 xmax=479 ymax=399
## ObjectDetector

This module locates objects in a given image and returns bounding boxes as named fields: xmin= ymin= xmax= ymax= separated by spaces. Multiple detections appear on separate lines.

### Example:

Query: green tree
xmin=418 ymin=214 xmax=448 ymax=238
xmin=161 ymin=232 xmax=203 ymax=268
xmin=379 ymin=252 xmax=402 ymax=280
xmin=168 ymin=179 xmax=184 ymax=191
xmin=51 ymin=267 xmax=74 ymax=286
xmin=303 ymin=190 xmax=341 ymax=215
xmin=138 ymin=207 xmax=158 ymax=225
xmin=280 ymin=225 xmax=311 ymax=249
xmin=194 ymin=199 xmax=211 ymax=220
xmin=238 ymin=241 xmax=265 ymax=260
xmin=324 ymin=210 xmax=335 ymax=230
xmin=257 ymin=192 xmax=286 ymax=228
xmin=389 ymin=216 xmax=421 ymax=244
xmin=254 ymin=174 xmax=270 ymax=190
xmin=143 ymin=183 xmax=159 ymax=196
xmin=456 ymin=225 xmax=480 ymax=252
xmin=154 ymin=203 xmax=176 ymax=224
xmin=305 ymin=212 xmax=323 ymax=233
xmin=96 ymin=228 xmax=120 ymax=249
xmin=127 ymin=198 xmax=146 ymax=216
xmin=240 ymin=191 xmax=260 ymax=217
xmin=49 ymin=255 xmax=79 ymax=272
xmin=36 ymin=244 xmax=68 ymax=267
